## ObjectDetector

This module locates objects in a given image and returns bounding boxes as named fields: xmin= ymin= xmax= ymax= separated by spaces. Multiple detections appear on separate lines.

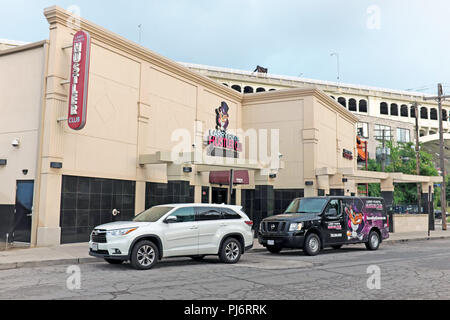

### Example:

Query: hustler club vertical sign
xmin=68 ymin=30 xmax=91 ymax=130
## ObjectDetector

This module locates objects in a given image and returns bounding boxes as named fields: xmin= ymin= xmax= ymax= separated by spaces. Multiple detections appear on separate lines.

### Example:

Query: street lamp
xmin=330 ymin=52 xmax=340 ymax=85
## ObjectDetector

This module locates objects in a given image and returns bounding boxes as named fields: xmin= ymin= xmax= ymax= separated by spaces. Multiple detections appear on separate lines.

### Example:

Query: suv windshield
xmin=133 ymin=206 xmax=174 ymax=222
xmin=285 ymin=198 xmax=327 ymax=214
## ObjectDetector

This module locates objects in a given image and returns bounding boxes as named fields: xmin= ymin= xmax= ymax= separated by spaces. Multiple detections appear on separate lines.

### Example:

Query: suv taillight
xmin=245 ymin=221 xmax=253 ymax=226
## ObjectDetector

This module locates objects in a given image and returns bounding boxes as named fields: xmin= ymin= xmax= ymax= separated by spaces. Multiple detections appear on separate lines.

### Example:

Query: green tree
xmin=365 ymin=141 xmax=438 ymax=206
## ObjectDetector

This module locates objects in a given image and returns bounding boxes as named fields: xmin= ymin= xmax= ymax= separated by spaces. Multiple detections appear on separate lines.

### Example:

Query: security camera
xmin=192 ymin=143 xmax=197 ymax=148
xmin=11 ymin=138 xmax=20 ymax=147
xmin=278 ymin=153 xmax=283 ymax=160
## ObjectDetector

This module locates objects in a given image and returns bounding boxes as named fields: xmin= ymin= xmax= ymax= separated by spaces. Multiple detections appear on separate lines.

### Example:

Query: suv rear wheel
xmin=219 ymin=238 xmax=242 ymax=264
xmin=365 ymin=231 xmax=381 ymax=251
xmin=130 ymin=240 xmax=159 ymax=270
xmin=304 ymin=233 xmax=321 ymax=256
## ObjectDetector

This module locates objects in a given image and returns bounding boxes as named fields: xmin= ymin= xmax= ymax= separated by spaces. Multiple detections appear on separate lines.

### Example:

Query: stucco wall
xmin=0 ymin=45 xmax=45 ymax=204
xmin=393 ymin=214 xmax=428 ymax=233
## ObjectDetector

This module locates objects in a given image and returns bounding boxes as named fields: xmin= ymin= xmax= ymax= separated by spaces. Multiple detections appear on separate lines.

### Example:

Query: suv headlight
xmin=107 ymin=228 xmax=138 ymax=237
xmin=289 ymin=223 xmax=303 ymax=232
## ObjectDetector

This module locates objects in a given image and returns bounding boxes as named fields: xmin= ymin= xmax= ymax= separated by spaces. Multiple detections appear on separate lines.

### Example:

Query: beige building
xmin=0 ymin=6 xmax=440 ymax=247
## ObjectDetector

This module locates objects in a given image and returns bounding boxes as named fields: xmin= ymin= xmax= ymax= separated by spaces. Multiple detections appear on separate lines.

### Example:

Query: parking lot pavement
xmin=0 ymin=239 xmax=449 ymax=300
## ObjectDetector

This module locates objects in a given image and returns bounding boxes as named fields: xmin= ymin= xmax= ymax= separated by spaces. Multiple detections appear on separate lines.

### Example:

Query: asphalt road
xmin=0 ymin=239 xmax=449 ymax=300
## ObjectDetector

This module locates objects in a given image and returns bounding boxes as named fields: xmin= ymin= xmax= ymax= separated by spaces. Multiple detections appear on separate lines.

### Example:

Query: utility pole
xmin=330 ymin=52 xmax=340 ymax=86
xmin=424 ymin=84 xmax=450 ymax=231
xmin=381 ymin=129 xmax=386 ymax=172
xmin=414 ymin=102 xmax=422 ymax=213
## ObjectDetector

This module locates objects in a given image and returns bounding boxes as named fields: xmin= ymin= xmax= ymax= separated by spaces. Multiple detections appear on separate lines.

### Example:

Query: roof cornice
xmin=242 ymin=87 xmax=359 ymax=123
xmin=0 ymin=40 xmax=48 ymax=57
xmin=43 ymin=6 xmax=243 ymax=102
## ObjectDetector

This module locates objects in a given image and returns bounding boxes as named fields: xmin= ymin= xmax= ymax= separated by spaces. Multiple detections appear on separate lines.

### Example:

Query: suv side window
xmin=196 ymin=207 xmax=222 ymax=221
xmin=325 ymin=199 xmax=341 ymax=217
xmin=168 ymin=207 xmax=195 ymax=223
xmin=222 ymin=208 xmax=242 ymax=220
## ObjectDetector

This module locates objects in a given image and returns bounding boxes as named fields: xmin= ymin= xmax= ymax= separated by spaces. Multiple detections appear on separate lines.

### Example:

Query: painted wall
xmin=0 ymin=45 xmax=45 ymax=204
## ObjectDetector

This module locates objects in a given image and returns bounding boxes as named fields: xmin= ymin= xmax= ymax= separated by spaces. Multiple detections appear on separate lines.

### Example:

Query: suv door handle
xmin=189 ymin=226 xmax=198 ymax=230
xmin=220 ymin=223 xmax=228 ymax=227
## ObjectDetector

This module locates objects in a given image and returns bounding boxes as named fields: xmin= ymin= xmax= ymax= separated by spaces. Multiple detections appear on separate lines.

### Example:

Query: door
xmin=322 ymin=199 xmax=346 ymax=245
xmin=196 ymin=207 xmax=223 ymax=254
xmin=162 ymin=207 xmax=199 ymax=257
xmin=13 ymin=181 xmax=34 ymax=243
xmin=212 ymin=188 xmax=236 ymax=205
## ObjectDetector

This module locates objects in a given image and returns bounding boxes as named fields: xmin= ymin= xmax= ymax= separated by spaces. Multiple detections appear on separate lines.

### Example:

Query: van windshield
xmin=133 ymin=206 xmax=174 ymax=222
xmin=285 ymin=198 xmax=327 ymax=214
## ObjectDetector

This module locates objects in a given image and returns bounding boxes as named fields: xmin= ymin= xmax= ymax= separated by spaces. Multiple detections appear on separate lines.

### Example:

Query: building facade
xmin=0 ymin=7 xmax=440 ymax=247
xmin=183 ymin=63 xmax=450 ymax=161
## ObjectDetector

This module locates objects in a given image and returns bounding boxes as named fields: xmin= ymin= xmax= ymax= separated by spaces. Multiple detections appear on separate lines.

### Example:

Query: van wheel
xmin=104 ymin=258 xmax=123 ymax=265
xmin=266 ymin=246 xmax=282 ymax=254
xmin=365 ymin=231 xmax=381 ymax=251
xmin=331 ymin=245 xmax=342 ymax=250
xmin=130 ymin=240 xmax=159 ymax=270
xmin=304 ymin=233 xmax=321 ymax=256
xmin=219 ymin=238 xmax=242 ymax=264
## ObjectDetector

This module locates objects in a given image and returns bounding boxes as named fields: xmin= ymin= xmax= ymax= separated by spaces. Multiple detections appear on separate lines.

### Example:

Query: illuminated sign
xmin=207 ymin=102 xmax=242 ymax=158
xmin=343 ymin=149 xmax=354 ymax=160
xmin=68 ymin=30 xmax=91 ymax=130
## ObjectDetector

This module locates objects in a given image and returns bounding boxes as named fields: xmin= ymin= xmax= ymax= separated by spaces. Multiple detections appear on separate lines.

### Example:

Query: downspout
xmin=30 ymin=41 xmax=50 ymax=247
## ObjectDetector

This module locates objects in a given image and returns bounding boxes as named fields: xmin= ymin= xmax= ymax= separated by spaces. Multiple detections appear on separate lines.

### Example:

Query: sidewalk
xmin=0 ymin=230 xmax=449 ymax=271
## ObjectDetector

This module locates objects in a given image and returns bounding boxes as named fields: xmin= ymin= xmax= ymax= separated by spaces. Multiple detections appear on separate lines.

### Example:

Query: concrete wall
xmin=0 ymin=44 xmax=46 ymax=205
xmin=393 ymin=214 xmax=428 ymax=233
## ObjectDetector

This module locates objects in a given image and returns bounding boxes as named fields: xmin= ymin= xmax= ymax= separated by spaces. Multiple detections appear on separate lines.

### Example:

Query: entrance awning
xmin=209 ymin=170 xmax=250 ymax=185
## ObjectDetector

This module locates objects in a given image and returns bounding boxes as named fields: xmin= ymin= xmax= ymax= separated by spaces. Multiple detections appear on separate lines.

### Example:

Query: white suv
xmin=89 ymin=204 xmax=254 ymax=270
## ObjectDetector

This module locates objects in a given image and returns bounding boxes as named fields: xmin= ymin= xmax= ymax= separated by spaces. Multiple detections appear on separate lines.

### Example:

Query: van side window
xmin=325 ymin=199 xmax=341 ymax=217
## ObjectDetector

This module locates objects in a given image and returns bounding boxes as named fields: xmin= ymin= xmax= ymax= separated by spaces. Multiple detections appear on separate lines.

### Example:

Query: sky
xmin=1 ymin=0 xmax=450 ymax=94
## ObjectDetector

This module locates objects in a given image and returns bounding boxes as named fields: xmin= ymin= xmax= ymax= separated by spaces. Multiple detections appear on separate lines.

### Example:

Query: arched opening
xmin=222 ymin=83 xmax=229 ymax=87
xmin=243 ymin=86 xmax=254 ymax=94
xmin=231 ymin=85 xmax=241 ymax=93
xmin=400 ymin=105 xmax=408 ymax=117
xmin=443 ymin=109 xmax=448 ymax=121
xmin=338 ymin=97 xmax=346 ymax=108
xmin=410 ymin=106 xmax=416 ymax=118
xmin=256 ymin=87 xmax=266 ymax=93
xmin=359 ymin=100 xmax=367 ymax=113
xmin=269 ymin=89 xmax=276 ymax=92
xmin=349 ymin=99 xmax=357 ymax=112
xmin=430 ymin=108 xmax=438 ymax=120
xmin=380 ymin=102 xmax=388 ymax=115
xmin=330 ymin=96 xmax=335 ymax=100
xmin=420 ymin=107 xmax=428 ymax=119
xmin=391 ymin=104 xmax=398 ymax=116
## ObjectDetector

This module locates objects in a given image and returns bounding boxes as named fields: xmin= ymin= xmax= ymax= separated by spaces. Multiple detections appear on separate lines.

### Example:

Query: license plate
xmin=92 ymin=243 xmax=99 ymax=251
xmin=267 ymin=240 xmax=275 ymax=246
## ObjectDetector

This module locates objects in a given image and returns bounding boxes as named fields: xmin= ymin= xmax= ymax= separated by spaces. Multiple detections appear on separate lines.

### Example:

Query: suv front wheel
xmin=219 ymin=238 xmax=242 ymax=264
xmin=130 ymin=240 xmax=159 ymax=270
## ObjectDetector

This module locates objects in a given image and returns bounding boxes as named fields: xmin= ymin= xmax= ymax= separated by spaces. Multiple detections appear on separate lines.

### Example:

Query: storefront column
xmin=421 ymin=182 xmax=435 ymax=231
xmin=135 ymin=181 xmax=146 ymax=215
xmin=254 ymin=171 xmax=275 ymax=232
xmin=317 ymin=175 xmax=330 ymax=196
xmin=194 ymin=185 xmax=202 ymax=204
xmin=329 ymin=173 xmax=344 ymax=196
xmin=380 ymin=177 xmax=394 ymax=208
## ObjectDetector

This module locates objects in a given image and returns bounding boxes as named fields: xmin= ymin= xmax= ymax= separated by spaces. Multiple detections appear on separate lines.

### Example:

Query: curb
xmin=249 ymin=235 xmax=450 ymax=252
xmin=0 ymin=257 xmax=98 ymax=271
xmin=1 ymin=236 xmax=449 ymax=271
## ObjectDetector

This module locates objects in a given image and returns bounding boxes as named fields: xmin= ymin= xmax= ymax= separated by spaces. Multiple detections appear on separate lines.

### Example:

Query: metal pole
xmin=365 ymin=141 xmax=369 ymax=196
xmin=437 ymin=84 xmax=448 ymax=230
xmin=227 ymin=169 xmax=234 ymax=205
xmin=381 ymin=129 xmax=386 ymax=172
xmin=414 ymin=102 xmax=422 ymax=213
xmin=428 ymin=185 xmax=432 ymax=237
